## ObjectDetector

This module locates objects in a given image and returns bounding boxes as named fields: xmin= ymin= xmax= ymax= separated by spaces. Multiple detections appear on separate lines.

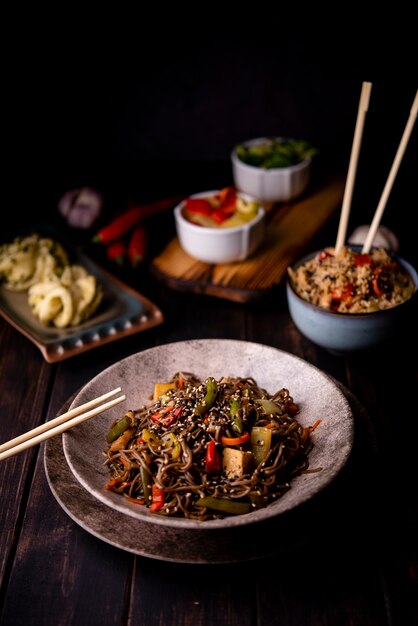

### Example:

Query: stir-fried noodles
xmin=103 ymin=373 xmax=321 ymax=520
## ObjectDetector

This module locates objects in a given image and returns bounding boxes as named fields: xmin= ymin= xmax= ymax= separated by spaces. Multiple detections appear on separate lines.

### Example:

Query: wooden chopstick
xmin=335 ymin=81 xmax=372 ymax=253
xmin=0 ymin=388 xmax=126 ymax=461
xmin=362 ymin=90 xmax=418 ymax=254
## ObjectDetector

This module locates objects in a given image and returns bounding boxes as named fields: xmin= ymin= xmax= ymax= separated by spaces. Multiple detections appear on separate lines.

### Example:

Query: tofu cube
xmin=222 ymin=447 xmax=253 ymax=478
xmin=153 ymin=382 xmax=176 ymax=401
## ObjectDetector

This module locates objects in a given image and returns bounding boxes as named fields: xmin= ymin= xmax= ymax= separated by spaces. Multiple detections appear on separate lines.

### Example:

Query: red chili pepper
xmin=128 ymin=224 xmax=148 ymax=267
xmin=106 ymin=239 xmax=127 ymax=265
xmin=184 ymin=198 xmax=214 ymax=216
xmin=93 ymin=195 xmax=183 ymax=244
xmin=149 ymin=484 xmax=165 ymax=511
xmin=205 ymin=440 xmax=222 ymax=473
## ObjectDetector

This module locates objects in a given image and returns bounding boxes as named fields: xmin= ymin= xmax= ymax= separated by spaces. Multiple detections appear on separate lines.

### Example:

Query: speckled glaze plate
xmin=0 ymin=226 xmax=163 ymax=362
xmin=56 ymin=340 xmax=353 ymax=536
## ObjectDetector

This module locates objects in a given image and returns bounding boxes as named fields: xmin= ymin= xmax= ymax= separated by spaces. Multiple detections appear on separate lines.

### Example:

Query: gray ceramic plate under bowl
xmin=45 ymin=340 xmax=355 ymax=562
xmin=57 ymin=340 xmax=353 ymax=536
xmin=45 ymin=380 xmax=371 ymax=564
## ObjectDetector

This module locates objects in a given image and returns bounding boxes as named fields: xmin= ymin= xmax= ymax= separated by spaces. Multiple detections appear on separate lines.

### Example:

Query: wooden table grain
xmin=1 ymin=182 xmax=417 ymax=626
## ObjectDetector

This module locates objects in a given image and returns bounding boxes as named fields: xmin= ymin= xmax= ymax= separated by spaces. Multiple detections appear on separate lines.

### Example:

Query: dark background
xmin=4 ymin=19 xmax=417 ymax=254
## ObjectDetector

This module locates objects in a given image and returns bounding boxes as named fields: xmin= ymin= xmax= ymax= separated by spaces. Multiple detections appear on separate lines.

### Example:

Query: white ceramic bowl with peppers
xmin=174 ymin=188 xmax=266 ymax=264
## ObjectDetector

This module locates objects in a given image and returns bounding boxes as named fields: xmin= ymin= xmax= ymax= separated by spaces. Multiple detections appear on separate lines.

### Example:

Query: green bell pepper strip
xmin=106 ymin=411 xmax=135 ymax=443
xmin=195 ymin=496 xmax=251 ymax=515
xmin=250 ymin=426 xmax=272 ymax=465
xmin=195 ymin=377 xmax=218 ymax=416
xmin=255 ymin=399 xmax=283 ymax=415
xmin=229 ymin=398 xmax=243 ymax=434
xmin=140 ymin=466 xmax=152 ymax=503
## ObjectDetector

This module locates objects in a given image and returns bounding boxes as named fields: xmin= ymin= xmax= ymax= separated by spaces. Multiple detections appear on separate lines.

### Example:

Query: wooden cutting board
xmin=151 ymin=173 xmax=345 ymax=302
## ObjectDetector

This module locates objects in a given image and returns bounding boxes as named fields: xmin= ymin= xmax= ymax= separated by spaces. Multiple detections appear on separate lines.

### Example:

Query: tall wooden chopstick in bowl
xmin=361 ymin=89 xmax=418 ymax=253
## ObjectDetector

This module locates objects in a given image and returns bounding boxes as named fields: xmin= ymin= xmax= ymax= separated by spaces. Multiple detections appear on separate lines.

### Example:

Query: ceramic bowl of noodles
xmin=57 ymin=339 xmax=355 ymax=562
xmin=286 ymin=244 xmax=418 ymax=354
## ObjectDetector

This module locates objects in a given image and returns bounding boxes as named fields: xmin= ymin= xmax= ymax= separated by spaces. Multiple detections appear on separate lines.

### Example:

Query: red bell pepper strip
xmin=149 ymin=484 xmax=165 ymax=511
xmin=372 ymin=269 xmax=384 ymax=297
xmin=211 ymin=204 xmax=237 ymax=223
xmin=354 ymin=253 xmax=373 ymax=266
xmin=184 ymin=198 xmax=214 ymax=216
xmin=161 ymin=406 xmax=182 ymax=427
xmin=316 ymin=250 xmax=332 ymax=263
xmin=151 ymin=406 xmax=173 ymax=423
xmin=330 ymin=283 xmax=354 ymax=311
xmin=151 ymin=405 xmax=182 ymax=427
xmin=217 ymin=186 xmax=237 ymax=208
xmin=128 ymin=224 xmax=148 ymax=267
xmin=205 ymin=440 xmax=222 ymax=473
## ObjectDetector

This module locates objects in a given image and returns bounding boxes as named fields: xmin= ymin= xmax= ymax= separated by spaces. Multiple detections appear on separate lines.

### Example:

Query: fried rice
xmin=288 ymin=245 xmax=416 ymax=313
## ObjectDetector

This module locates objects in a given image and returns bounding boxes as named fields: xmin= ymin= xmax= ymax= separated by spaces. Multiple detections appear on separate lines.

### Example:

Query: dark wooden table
xmin=1 ymin=173 xmax=417 ymax=626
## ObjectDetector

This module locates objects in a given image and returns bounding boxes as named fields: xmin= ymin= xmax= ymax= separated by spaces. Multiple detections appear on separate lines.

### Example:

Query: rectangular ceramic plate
xmin=0 ymin=226 xmax=163 ymax=362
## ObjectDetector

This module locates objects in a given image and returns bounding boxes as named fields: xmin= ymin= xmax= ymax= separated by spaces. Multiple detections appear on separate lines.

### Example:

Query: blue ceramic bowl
xmin=286 ymin=248 xmax=418 ymax=353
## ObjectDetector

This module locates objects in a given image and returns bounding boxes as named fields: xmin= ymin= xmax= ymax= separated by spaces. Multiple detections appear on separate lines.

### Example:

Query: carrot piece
xmin=309 ymin=419 xmax=322 ymax=432
xmin=104 ymin=478 xmax=122 ymax=490
xmin=301 ymin=419 xmax=321 ymax=445
xmin=151 ymin=406 xmax=173 ymax=423
xmin=126 ymin=497 xmax=145 ymax=505
xmin=221 ymin=432 xmax=250 ymax=446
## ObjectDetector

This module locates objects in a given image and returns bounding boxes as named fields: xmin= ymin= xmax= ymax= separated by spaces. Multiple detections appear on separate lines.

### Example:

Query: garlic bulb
xmin=58 ymin=187 xmax=103 ymax=229
xmin=348 ymin=224 xmax=399 ymax=252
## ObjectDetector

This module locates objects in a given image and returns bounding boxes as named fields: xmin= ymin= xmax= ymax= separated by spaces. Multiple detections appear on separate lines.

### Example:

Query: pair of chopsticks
xmin=335 ymin=82 xmax=418 ymax=254
xmin=0 ymin=387 xmax=126 ymax=461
